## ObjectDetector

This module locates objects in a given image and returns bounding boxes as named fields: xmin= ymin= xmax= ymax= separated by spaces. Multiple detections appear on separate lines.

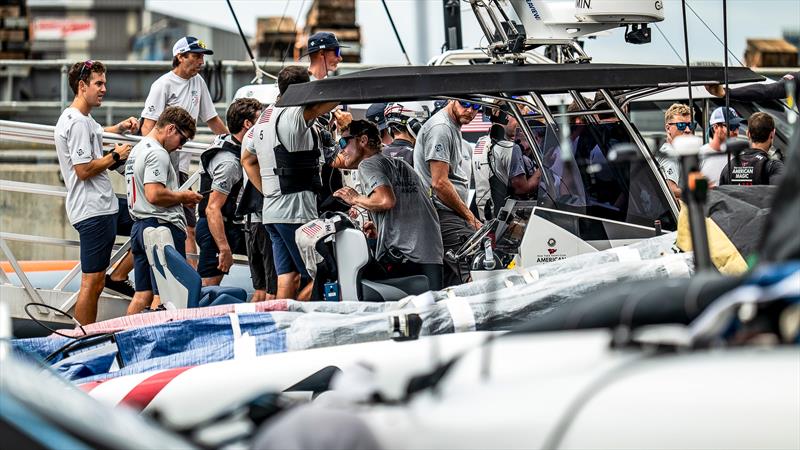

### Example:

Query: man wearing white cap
xmin=700 ymin=106 xmax=743 ymax=186
xmin=140 ymin=36 xmax=229 ymax=261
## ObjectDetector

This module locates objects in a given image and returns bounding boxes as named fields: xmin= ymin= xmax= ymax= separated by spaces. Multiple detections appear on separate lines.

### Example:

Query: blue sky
xmin=147 ymin=0 xmax=800 ymax=65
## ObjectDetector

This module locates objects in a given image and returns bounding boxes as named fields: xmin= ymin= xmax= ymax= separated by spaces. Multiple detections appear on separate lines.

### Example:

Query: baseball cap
xmin=304 ymin=32 xmax=349 ymax=56
xmin=709 ymin=106 xmax=743 ymax=127
xmin=366 ymin=103 xmax=388 ymax=130
xmin=172 ymin=36 xmax=214 ymax=56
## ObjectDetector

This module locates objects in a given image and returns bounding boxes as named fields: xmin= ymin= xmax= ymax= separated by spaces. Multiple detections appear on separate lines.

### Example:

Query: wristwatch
xmin=111 ymin=150 xmax=121 ymax=162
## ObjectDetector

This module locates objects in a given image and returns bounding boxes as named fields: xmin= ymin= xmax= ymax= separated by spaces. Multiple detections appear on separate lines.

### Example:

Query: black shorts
xmin=245 ymin=221 xmax=277 ymax=293
xmin=195 ymin=217 xmax=245 ymax=278
xmin=73 ymin=200 xmax=133 ymax=274
xmin=179 ymin=171 xmax=197 ymax=228
xmin=130 ymin=218 xmax=186 ymax=293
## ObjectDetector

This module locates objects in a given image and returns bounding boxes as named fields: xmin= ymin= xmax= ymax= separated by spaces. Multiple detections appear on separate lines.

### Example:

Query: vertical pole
xmin=680 ymin=0 xmax=693 ymax=124
xmin=722 ymin=0 xmax=733 ymax=181
xmin=60 ymin=64 xmax=69 ymax=111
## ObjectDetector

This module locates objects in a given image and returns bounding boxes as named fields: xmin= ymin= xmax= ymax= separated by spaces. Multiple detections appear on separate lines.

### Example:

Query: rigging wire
xmin=680 ymin=0 xmax=694 ymax=124
xmin=264 ymin=0 xmax=292 ymax=62
xmin=722 ymin=0 xmax=733 ymax=181
xmin=654 ymin=23 xmax=684 ymax=64
xmin=685 ymin=1 xmax=745 ymax=67
xmin=381 ymin=0 xmax=413 ymax=65
xmin=281 ymin=0 xmax=308 ymax=68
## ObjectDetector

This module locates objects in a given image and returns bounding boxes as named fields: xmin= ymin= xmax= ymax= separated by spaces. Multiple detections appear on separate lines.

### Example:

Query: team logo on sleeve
xmin=148 ymin=105 xmax=155 ymax=113
xmin=153 ymin=168 xmax=160 ymax=177
xmin=77 ymin=148 xmax=84 ymax=156
xmin=434 ymin=143 xmax=445 ymax=155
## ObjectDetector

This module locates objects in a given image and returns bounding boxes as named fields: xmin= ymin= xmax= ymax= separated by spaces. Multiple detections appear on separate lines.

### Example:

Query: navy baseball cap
xmin=304 ymin=32 xmax=348 ymax=56
xmin=709 ymin=106 xmax=743 ymax=127
xmin=173 ymin=36 xmax=213 ymax=56
xmin=366 ymin=103 xmax=388 ymax=130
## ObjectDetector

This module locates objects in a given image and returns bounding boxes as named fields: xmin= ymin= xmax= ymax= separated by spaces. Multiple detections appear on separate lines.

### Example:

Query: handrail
xmin=0 ymin=119 xmax=212 ymax=155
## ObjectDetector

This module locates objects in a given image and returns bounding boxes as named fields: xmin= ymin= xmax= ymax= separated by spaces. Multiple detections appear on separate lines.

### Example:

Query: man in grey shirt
xmin=54 ymin=60 xmax=139 ymax=325
xmin=125 ymin=106 xmax=203 ymax=314
xmin=414 ymin=100 xmax=482 ymax=286
xmin=196 ymin=98 xmax=262 ymax=286
xmin=334 ymin=120 xmax=444 ymax=290
xmin=242 ymin=66 xmax=338 ymax=301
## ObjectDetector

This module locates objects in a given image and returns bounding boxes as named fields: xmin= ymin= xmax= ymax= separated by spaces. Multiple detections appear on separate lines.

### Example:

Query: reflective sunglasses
xmin=338 ymin=135 xmax=357 ymax=148
xmin=458 ymin=100 xmax=482 ymax=111
xmin=78 ymin=59 xmax=95 ymax=81
xmin=176 ymin=127 xmax=190 ymax=146
xmin=668 ymin=121 xmax=698 ymax=132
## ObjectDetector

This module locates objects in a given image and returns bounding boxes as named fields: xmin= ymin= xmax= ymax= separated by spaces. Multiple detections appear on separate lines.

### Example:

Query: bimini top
xmin=276 ymin=63 xmax=763 ymax=106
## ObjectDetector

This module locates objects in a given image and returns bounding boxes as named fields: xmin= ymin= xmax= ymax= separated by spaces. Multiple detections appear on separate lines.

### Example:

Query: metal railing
xmin=0 ymin=118 xmax=252 ymax=314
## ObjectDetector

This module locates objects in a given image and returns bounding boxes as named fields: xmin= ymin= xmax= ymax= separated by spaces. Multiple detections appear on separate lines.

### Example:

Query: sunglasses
xmin=78 ymin=59 xmax=95 ymax=81
xmin=458 ymin=100 xmax=482 ymax=111
xmin=176 ymin=127 xmax=190 ymax=146
xmin=668 ymin=121 xmax=698 ymax=132
xmin=338 ymin=135 xmax=359 ymax=148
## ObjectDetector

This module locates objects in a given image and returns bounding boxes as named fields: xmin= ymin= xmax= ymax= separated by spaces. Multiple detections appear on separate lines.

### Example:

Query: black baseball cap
xmin=304 ymin=32 xmax=349 ymax=56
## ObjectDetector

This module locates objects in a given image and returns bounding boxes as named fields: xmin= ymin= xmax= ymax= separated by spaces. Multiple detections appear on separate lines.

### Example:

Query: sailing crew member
xmin=382 ymin=102 xmax=425 ymax=166
xmin=473 ymin=107 xmax=539 ymax=220
xmin=242 ymin=66 xmax=339 ymax=301
xmin=55 ymin=60 xmax=140 ymax=325
xmin=719 ymin=112 xmax=785 ymax=186
xmin=140 ymin=36 xmax=229 ymax=266
xmin=125 ymin=107 xmax=203 ymax=314
xmin=333 ymin=120 xmax=444 ymax=290
xmin=706 ymin=71 xmax=799 ymax=106
xmin=240 ymin=109 xmax=278 ymax=302
xmin=700 ymin=107 xmax=743 ymax=186
xmin=195 ymin=98 xmax=262 ymax=286
xmin=306 ymin=31 xmax=346 ymax=81
xmin=414 ymin=100 xmax=482 ymax=287
xmin=659 ymin=103 xmax=694 ymax=200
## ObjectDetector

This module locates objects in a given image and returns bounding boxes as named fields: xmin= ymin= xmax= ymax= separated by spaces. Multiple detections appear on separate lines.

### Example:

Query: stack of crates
xmin=303 ymin=0 xmax=361 ymax=63
xmin=0 ymin=0 xmax=29 ymax=59
xmin=256 ymin=16 xmax=298 ymax=62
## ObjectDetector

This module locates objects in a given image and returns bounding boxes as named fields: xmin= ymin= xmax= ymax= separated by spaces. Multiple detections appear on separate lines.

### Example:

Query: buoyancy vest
xmin=724 ymin=149 xmax=770 ymax=186
xmin=255 ymin=107 xmax=323 ymax=197
xmin=198 ymin=134 xmax=243 ymax=220
xmin=382 ymin=138 xmax=414 ymax=166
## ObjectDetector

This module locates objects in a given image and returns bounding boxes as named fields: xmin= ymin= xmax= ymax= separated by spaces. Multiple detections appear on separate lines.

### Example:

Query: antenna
xmin=224 ymin=0 xmax=275 ymax=83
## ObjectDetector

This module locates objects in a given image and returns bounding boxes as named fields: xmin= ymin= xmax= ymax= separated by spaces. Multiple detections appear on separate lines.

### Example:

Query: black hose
xmin=24 ymin=302 xmax=86 ymax=338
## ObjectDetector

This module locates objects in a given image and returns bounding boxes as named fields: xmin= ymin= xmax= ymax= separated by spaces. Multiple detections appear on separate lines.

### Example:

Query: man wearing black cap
xmin=306 ymin=32 xmax=347 ymax=81
xmin=140 ymin=36 xmax=229 ymax=263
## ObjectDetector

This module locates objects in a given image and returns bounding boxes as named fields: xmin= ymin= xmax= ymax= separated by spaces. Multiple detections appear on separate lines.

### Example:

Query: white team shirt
xmin=54 ymin=107 xmax=118 ymax=225
xmin=125 ymin=137 xmax=186 ymax=231
xmin=141 ymin=71 xmax=217 ymax=173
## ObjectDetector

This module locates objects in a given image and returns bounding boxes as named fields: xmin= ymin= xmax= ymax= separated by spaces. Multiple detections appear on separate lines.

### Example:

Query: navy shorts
xmin=195 ymin=217 xmax=245 ymax=278
xmin=73 ymin=199 xmax=134 ymax=274
xmin=265 ymin=223 xmax=310 ymax=278
xmin=131 ymin=218 xmax=186 ymax=293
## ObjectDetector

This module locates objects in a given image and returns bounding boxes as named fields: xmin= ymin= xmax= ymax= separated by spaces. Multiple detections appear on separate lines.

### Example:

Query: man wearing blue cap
xmin=700 ymin=106 xmax=743 ymax=186
xmin=306 ymin=32 xmax=347 ymax=81
xmin=365 ymin=102 xmax=393 ymax=146
xmin=140 ymin=36 xmax=229 ymax=264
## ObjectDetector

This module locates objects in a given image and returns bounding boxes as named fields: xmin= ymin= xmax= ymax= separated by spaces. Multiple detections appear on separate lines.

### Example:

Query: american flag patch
xmin=302 ymin=222 xmax=323 ymax=237
xmin=246 ymin=107 xmax=274 ymax=139
xmin=474 ymin=139 xmax=487 ymax=155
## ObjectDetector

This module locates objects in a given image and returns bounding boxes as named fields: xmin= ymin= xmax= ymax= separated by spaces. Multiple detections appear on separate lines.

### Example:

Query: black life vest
xmin=487 ymin=141 xmax=514 ymax=219
xmin=723 ymin=150 xmax=770 ymax=186
xmin=268 ymin=110 xmax=323 ymax=196
xmin=198 ymin=134 xmax=243 ymax=220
